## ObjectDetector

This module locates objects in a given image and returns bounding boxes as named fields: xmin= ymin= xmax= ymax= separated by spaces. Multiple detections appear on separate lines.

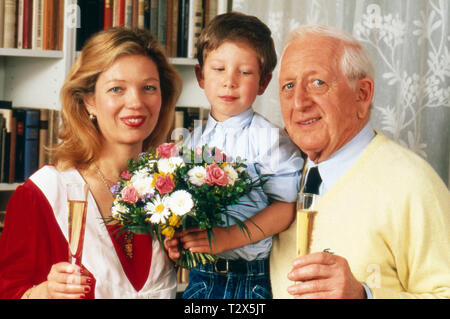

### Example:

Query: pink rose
xmin=205 ymin=163 xmax=228 ymax=186
xmin=121 ymin=185 xmax=140 ymax=204
xmin=213 ymin=148 xmax=227 ymax=163
xmin=155 ymin=175 xmax=176 ymax=195
xmin=156 ymin=143 xmax=179 ymax=158
xmin=120 ymin=170 xmax=133 ymax=180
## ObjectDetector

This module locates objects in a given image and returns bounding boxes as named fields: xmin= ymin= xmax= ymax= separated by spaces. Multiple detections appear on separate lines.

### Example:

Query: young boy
xmin=166 ymin=12 xmax=303 ymax=299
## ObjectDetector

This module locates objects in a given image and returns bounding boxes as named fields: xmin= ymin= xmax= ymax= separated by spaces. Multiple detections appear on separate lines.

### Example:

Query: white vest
xmin=30 ymin=166 xmax=177 ymax=299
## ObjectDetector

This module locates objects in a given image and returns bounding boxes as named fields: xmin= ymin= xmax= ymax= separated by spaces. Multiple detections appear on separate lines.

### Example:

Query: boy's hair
xmin=197 ymin=12 xmax=277 ymax=83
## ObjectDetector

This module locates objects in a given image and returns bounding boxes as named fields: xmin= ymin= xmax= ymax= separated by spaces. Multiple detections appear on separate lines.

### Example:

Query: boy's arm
xmin=181 ymin=200 xmax=295 ymax=254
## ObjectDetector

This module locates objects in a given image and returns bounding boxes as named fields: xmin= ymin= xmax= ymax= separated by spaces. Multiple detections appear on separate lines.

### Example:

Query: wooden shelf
xmin=0 ymin=49 xmax=64 ymax=59
xmin=169 ymin=57 xmax=197 ymax=66
xmin=0 ymin=183 xmax=22 ymax=191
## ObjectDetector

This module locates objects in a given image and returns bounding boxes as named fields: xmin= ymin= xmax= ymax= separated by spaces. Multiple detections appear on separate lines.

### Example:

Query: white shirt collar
xmin=307 ymin=123 xmax=375 ymax=195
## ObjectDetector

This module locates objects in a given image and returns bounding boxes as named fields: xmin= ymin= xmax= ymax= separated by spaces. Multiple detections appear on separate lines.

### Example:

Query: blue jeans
xmin=182 ymin=258 xmax=272 ymax=299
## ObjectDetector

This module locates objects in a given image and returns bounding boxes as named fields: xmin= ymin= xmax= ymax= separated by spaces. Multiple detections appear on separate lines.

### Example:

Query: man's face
xmin=279 ymin=35 xmax=369 ymax=163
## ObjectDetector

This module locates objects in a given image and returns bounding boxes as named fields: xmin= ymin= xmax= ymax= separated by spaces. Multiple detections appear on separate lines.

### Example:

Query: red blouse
xmin=0 ymin=180 xmax=152 ymax=299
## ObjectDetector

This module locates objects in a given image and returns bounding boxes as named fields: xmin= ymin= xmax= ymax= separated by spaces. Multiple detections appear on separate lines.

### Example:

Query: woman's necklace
xmin=94 ymin=163 xmax=133 ymax=259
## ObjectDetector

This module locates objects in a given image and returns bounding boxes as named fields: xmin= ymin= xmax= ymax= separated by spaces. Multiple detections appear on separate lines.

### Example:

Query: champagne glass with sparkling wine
xmin=67 ymin=183 xmax=89 ymax=265
xmin=296 ymin=193 xmax=319 ymax=256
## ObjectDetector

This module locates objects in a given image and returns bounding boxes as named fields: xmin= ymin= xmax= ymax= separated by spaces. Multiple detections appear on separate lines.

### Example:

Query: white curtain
xmin=232 ymin=0 xmax=450 ymax=186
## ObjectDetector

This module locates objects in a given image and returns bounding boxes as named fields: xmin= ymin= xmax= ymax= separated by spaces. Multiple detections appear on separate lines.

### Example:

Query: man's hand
xmin=287 ymin=252 xmax=366 ymax=299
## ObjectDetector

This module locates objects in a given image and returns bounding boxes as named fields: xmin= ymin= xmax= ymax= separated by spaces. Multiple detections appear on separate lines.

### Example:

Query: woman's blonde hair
xmin=53 ymin=27 xmax=182 ymax=170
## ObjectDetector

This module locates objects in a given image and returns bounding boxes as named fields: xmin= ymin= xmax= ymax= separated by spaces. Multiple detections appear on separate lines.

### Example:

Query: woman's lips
xmin=121 ymin=116 xmax=146 ymax=127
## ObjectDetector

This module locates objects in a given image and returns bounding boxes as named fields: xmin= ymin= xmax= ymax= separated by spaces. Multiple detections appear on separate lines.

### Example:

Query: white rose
xmin=168 ymin=190 xmax=194 ymax=216
xmin=223 ymin=164 xmax=239 ymax=186
xmin=131 ymin=175 xmax=155 ymax=197
xmin=157 ymin=156 xmax=185 ymax=174
xmin=187 ymin=166 xmax=207 ymax=186
xmin=111 ymin=201 xmax=130 ymax=219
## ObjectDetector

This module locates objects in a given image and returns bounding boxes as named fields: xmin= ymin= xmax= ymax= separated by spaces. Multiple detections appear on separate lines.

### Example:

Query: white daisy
xmin=144 ymin=195 xmax=171 ymax=224
xmin=168 ymin=190 xmax=194 ymax=216
xmin=187 ymin=166 xmax=207 ymax=186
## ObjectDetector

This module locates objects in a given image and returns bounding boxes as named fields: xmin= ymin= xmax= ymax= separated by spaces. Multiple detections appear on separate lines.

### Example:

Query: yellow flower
xmin=168 ymin=214 xmax=182 ymax=227
xmin=162 ymin=226 xmax=175 ymax=237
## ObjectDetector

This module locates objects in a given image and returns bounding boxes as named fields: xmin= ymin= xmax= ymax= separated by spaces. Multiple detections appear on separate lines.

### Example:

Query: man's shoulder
xmin=365 ymin=133 xmax=446 ymax=192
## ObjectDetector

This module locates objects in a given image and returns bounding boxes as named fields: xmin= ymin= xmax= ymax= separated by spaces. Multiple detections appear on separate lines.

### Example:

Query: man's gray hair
xmin=282 ymin=25 xmax=375 ymax=85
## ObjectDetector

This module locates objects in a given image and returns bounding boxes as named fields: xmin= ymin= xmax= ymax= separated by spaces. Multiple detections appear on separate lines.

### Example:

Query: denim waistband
xmin=194 ymin=258 xmax=269 ymax=276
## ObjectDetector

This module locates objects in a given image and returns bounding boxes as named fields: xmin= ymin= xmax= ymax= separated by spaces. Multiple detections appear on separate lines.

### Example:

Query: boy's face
xmin=195 ymin=41 xmax=271 ymax=122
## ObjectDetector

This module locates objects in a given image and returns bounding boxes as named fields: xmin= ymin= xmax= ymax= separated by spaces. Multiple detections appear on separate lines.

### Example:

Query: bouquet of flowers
xmin=110 ymin=142 xmax=261 ymax=269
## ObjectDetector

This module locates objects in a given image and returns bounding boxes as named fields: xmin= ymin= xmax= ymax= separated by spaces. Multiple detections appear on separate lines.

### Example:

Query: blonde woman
xmin=0 ymin=27 xmax=182 ymax=299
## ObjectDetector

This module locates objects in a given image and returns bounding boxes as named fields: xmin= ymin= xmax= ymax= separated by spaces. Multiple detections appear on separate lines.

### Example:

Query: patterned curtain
xmin=233 ymin=0 xmax=449 ymax=186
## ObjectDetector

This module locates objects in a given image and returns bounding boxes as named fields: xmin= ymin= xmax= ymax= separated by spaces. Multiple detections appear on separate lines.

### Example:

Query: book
xmin=132 ymin=0 xmax=139 ymax=27
xmin=53 ymin=0 xmax=65 ymax=50
xmin=177 ymin=0 xmax=189 ymax=57
xmin=157 ymin=0 xmax=167 ymax=48
xmin=116 ymin=0 xmax=125 ymax=26
xmin=3 ymin=0 xmax=17 ymax=48
xmin=0 ymin=107 xmax=12 ymax=183
xmin=125 ymin=0 xmax=132 ymax=27
xmin=150 ymin=0 xmax=158 ymax=38
xmin=17 ymin=0 xmax=24 ymax=49
xmin=22 ymin=0 xmax=32 ymax=49
xmin=32 ymin=0 xmax=44 ymax=50
xmin=23 ymin=109 xmax=40 ymax=180
xmin=104 ymin=0 xmax=113 ymax=29
xmin=76 ymin=0 xmax=104 ymax=51
xmin=7 ymin=116 xmax=16 ymax=183
xmin=137 ymin=0 xmax=145 ymax=28
xmin=187 ymin=0 xmax=203 ymax=58
xmin=43 ymin=0 xmax=55 ymax=50
xmin=0 ymin=114 xmax=6 ymax=182
xmin=13 ymin=108 xmax=25 ymax=182
xmin=46 ymin=109 xmax=60 ymax=164
xmin=0 ymin=101 xmax=14 ymax=183
xmin=38 ymin=109 xmax=48 ymax=168
xmin=0 ymin=0 xmax=4 ymax=47
xmin=143 ymin=0 xmax=150 ymax=29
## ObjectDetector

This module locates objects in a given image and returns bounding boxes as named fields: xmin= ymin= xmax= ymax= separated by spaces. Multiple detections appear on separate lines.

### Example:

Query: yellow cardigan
xmin=270 ymin=133 xmax=450 ymax=299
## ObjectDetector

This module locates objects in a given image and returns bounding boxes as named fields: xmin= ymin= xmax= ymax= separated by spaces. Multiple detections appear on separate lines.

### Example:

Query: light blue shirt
xmin=184 ymin=108 xmax=303 ymax=260
xmin=303 ymin=122 xmax=376 ymax=299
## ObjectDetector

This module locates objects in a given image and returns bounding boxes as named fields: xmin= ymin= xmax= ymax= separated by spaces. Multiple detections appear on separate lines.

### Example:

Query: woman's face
xmin=85 ymin=54 xmax=162 ymax=150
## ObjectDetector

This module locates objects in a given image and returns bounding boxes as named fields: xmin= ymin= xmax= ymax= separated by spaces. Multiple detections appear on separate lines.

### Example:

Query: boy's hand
xmin=164 ymin=236 xmax=181 ymax=261
xmin=180 ymin=227 xmax=230 ymax=255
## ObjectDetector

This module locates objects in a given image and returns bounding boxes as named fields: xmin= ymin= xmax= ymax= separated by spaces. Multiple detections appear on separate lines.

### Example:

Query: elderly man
xmin=270 ymin=25 xmax=450 ymax=299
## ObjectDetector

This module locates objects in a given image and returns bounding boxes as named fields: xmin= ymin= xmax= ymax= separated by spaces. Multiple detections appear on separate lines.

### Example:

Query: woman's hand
xmin=24 ymin=262 xmax=93 ymax=299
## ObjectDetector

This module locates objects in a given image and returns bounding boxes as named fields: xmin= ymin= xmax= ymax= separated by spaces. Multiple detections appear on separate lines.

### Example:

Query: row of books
xmin=0 ymin=101 xmax=60 ymax=184
xmin=76 ymin=0 xmax=230 ymax=57
xmin=0 ymin=0 xmax=65 ymax=50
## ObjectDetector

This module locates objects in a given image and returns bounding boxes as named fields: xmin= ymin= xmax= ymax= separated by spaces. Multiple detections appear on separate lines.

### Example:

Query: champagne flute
xmin=296 ymin=193 xmax=319 ymax=256
xmin=67 ymin=183 xmax=89 ymax=266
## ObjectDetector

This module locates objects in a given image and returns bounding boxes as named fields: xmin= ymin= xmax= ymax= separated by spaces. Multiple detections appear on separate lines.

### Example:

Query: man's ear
xmin=194 ymin=64 xmax=204 ymax=89
xmin=258 ymin=73 xmax=272 ymax=95
xmin=355 ymin=77 xmax=374 ymax=119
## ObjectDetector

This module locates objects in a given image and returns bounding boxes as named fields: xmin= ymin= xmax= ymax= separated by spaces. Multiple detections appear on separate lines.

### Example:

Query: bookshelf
xmin=0 ymin=1 xmax=229 ymax=217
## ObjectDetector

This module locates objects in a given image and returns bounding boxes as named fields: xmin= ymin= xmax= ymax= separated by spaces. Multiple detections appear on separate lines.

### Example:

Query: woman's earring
xmin=89 ymin=114 xmax=96 ymax=121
